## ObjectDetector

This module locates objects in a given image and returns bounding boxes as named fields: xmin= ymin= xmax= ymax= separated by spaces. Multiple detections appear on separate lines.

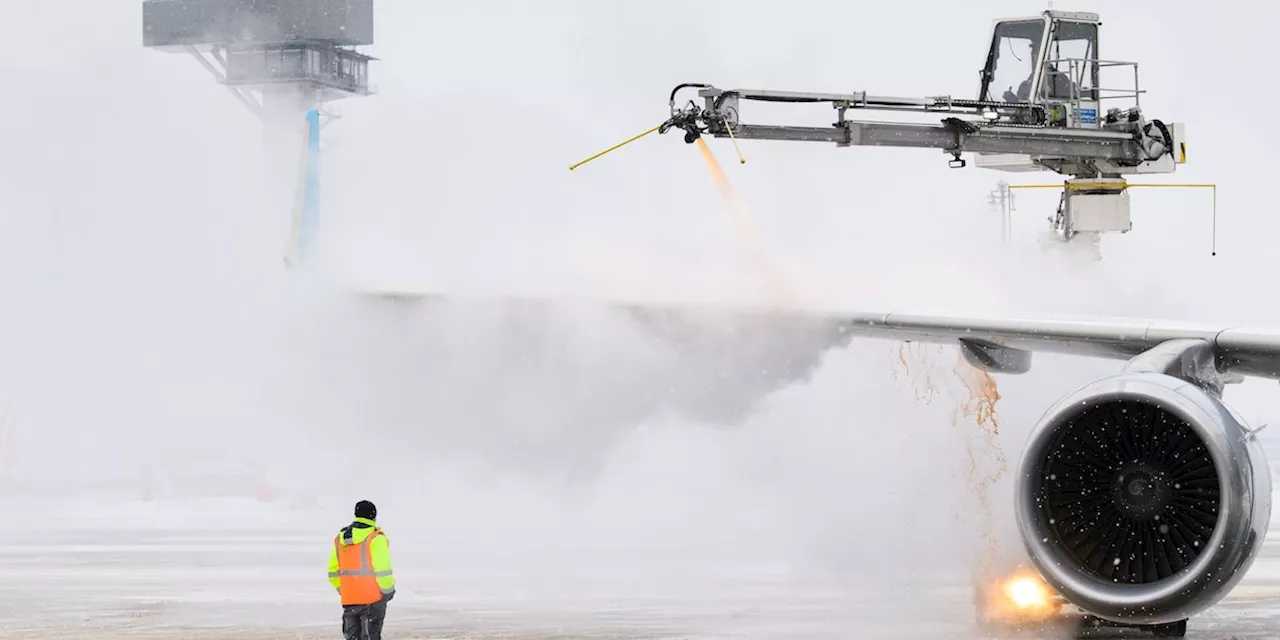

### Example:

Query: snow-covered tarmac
xmin=1 ymin=498 xmax=1277 ymax=640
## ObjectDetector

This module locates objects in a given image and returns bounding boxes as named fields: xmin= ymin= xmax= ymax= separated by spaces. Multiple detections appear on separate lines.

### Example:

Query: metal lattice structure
xmin=142 ymin=0 xmax=377 ymax=266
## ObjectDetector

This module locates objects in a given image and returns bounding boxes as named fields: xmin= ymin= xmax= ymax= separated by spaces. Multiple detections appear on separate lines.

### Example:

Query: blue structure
xmin=285 ymin=109 xmax=323 ymax=267
xmin=299 ymin=108 xmax=322 ymax=262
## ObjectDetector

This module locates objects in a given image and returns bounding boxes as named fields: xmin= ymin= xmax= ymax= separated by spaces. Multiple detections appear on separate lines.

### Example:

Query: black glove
xmin=382 ymin=589 xmax=395 ymax=603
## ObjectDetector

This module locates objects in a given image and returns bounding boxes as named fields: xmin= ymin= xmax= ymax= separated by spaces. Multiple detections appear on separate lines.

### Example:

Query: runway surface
xmin=1 ymin=498 xmax=1277 ymax=640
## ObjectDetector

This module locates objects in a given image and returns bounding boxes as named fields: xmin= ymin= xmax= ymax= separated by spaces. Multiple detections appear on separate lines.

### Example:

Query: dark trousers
xmin=341 ymin=600 xmax=387 ymax=640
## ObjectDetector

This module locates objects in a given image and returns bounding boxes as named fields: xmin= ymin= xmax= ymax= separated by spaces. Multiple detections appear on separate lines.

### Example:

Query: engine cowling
xmin=1015 ymin=371 xmax=1272 ymax=625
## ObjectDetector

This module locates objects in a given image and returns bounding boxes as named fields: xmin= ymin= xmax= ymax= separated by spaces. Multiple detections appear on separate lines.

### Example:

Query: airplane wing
xmin=833 ymin=311 xmax=1280 ymax=382
xmin=361 ymin=290 xmax=1280 ymax=383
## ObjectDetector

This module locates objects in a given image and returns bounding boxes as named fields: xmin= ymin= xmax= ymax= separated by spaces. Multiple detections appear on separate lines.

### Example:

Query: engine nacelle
xmin=1015 ymin=371 xmax=1272 ymax=625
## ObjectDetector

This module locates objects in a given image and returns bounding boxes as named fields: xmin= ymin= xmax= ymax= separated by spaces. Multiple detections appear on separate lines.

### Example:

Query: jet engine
xmin=1015 ymin=371 xmax=1271 ymax=625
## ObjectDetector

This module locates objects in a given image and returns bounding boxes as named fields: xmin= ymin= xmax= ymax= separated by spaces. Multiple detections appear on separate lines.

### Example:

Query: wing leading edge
xmin=838 ymin=311 xmax=1280 ymax=382
xmin=360 ymin=290 xmax=1280 ymax=383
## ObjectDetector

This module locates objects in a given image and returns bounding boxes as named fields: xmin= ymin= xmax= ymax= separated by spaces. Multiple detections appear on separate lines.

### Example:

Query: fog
xmin=1 ymin=0 xmax=1279 ymax=636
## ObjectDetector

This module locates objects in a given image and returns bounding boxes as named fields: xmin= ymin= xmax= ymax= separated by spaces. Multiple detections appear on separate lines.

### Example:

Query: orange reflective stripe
xmin=333 ymin=527 xmax=384 ymax=605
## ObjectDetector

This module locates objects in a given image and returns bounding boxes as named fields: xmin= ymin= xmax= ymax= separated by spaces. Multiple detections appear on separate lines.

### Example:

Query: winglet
xmin=1243 ymin=423 xmax=1269 ymax=441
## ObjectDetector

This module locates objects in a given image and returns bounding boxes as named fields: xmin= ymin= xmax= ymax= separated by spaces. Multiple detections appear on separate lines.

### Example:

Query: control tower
xmin=142 ymin=0 xmax=376 ymax=267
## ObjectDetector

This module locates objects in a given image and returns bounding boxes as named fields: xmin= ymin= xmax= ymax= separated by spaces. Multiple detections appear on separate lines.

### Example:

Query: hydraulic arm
xmin=659 ymin=83 xmax=1182 ymax=178
xmin=574 ymin=10 xmax=1194 ymax=252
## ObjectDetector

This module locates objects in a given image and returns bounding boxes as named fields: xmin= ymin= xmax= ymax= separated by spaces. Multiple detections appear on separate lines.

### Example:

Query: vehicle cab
xmin=978 ymin=10 xmax=1111 ymax=130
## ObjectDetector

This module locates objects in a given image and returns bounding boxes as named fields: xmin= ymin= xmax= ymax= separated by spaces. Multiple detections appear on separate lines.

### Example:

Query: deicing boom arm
xmin=661 ymin=84 xmax=1173 ymax=170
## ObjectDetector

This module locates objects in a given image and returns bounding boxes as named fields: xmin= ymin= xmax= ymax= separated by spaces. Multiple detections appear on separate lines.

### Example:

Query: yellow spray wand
xmin=569 ymin=118 xmax=745 ymax=171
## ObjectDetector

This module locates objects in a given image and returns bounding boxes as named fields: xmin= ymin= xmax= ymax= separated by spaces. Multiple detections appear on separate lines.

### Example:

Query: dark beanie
xmin=354 ymin=500 xmax=377 ymax=520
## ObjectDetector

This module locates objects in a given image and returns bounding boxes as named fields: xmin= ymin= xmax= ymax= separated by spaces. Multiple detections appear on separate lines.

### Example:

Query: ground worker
xmin=328 ymin=500 xmax=396 ymax=640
